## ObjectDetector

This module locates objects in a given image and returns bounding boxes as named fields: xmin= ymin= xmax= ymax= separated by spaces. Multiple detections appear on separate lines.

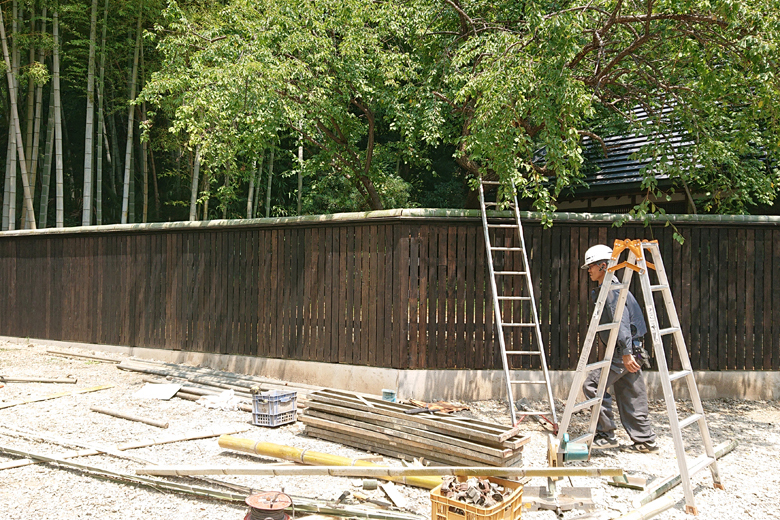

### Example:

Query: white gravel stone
xmin=0 ymin=339 xmax=777 ymax=520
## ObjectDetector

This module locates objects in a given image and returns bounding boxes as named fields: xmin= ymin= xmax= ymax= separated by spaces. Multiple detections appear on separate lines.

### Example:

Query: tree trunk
xmin=27 ymin=7 xmax=47 ymax=229
xmin=81 ymin=0 xmax=99 ymax=226
xmin=24 ymin=3 xmax=34 ymax=173
xmin=0 ymin=5 xmax=36 ymax=229
xmin=265 ymin=146 xmax=274 ymax=218
xmin=149 ymin=146 xmax=160 ymax=218
xmin=3 ymin=134 xmax=13 ymax=231
xmin=39 ymin=87 xmax=55 ymax=228
xmin=121 ymin=10 xmax=142 ymax=224
xmin=202 ymin=169 xmax=210 ymax=220
xmin=53 ymin=7 xmax=64 ymax=227
xmin=141 ymin=107 xmax=148 ymax=223
xmin=108 ymin=109 xmax=120 ymax=193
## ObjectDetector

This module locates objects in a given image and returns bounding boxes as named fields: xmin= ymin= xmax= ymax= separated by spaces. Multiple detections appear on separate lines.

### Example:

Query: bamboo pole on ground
xmin=618 ymin=495 xmax=677 ymax=520
xmin=0 ymin=376 xmax=77 ymax=383
xmin=0 ymin=385 xmax=113 ymax=410
xmin=0 ymin=445 xmax=424 ymax=520
xmin=47 ymin=349 xmax=120 ymax=363
xmin=138 ymin=465 xmax=624 ymax=479
xmin=90 ymin=406 xmax=169 ymax=428
xmin=632 ymin=440 xmax=737 ymax=507
xmin=0 ymin=426 xmax=249 ymax=471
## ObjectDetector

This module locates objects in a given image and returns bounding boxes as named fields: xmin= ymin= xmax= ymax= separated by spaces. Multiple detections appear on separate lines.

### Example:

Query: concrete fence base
xmin=5 ymin=336 xmax=779 ymax=401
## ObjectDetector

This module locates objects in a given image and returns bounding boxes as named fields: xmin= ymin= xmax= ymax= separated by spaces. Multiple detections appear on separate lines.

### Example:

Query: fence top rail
xmin=2 ymin=209 xmax=779 ymax=238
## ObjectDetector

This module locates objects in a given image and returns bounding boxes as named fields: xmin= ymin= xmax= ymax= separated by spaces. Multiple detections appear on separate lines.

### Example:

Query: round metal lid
xmin=246 ymin=491 xmax=292 ymax=511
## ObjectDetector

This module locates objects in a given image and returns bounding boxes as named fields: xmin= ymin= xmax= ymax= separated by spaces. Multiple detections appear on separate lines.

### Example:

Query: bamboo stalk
xmin=90 ymin=406 xmax=169 ymax=428
xmin=0 ymin=425 xmax=250 ymax=471
xmin=46 ymin=348 xmax=120 ymax=363
xmin=138 ymin=465 xmax=623 ymax=479
xmin=0 ymin=385 xmax=113 ymax=410
xmin=0 ymin=376 xmax=77 ymax=384
xmin=0 ymin=445 xmax=424 ymax=520
xmin=632 ymin=439 xmax=737 ymax=508
xmin=618 ymin=495 xmax=677 ymax=520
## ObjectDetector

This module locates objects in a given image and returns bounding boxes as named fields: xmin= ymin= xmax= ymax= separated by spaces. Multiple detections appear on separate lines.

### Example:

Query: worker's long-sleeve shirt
xmin=593 ymin=284 xmax=648 ymax=368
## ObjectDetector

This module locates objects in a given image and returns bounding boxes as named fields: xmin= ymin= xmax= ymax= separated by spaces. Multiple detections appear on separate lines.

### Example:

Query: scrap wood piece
xmin=406 ymin=399 xmax=468 ymax=414
xmin=46 ymin=349 xmax=120 ymax=363
xmin=609 ymin=474 xmax=652 ymax=491
xmin=90 ymin=405 xmax=169 ymax=428
xmin=308 ymin=390 xmax=528 ymax=448
xmin=303 ymin=407 xmax=516 ymax=460
xmin=0 ymin=384 xmax=113 ymax=410
xmin=380 ymin=482 xmax=407 ymax=509
xmin=300 ymin=414 xmax=517 ymax=467
xmin=0 ymin=445 xmax=423 ymax=520
xmin=0 ymin=425 xmax=250 ymax=471
xmin=632 ymin=439 xmax=737 ymax=508
xmin=0 ymin=376 xmax=77 ymax=384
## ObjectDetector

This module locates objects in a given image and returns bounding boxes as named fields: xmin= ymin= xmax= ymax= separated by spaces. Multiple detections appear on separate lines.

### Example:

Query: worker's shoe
xmin=591 ymin=433 xmax=619 ymax=449
xmin=625 ymin=440 xmax=659 ymax=453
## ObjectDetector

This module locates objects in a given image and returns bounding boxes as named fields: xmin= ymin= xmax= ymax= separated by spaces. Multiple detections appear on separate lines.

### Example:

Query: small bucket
xmin=381 ymin=389 xmax=397 ymax=403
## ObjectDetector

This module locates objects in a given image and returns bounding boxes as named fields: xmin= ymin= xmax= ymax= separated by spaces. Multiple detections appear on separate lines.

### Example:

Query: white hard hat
xmin=581 ymin=244 xmax=613 ymax=269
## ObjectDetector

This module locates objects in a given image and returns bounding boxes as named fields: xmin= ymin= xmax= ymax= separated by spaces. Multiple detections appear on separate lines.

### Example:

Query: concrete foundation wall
xmin=8 ymin=336 xmax=779 ymax=401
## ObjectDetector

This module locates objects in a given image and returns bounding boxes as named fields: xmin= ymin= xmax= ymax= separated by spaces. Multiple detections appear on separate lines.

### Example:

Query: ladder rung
xmin=596 ymin=322 xmax=619 ymax=332
xmin=585 ymin=360 xmax=611 ymax=371
xmin=481 ymin=180 xmax=502 ymax=185
xmin=497 ymin=296 xmax=532 ymax=301
xmin=650 ymin=284 xmax=669 ymax=291
xmin=688 ymin=455 xmax=717 ymax=477
xmin=506 ymin=350 xmax=540 ymax=355
xmin=659 ymin=327 xmax=681 ymax=336
xmin=573 ymin=397 xmax=601 ymax=413
xmin=678 ymin=413 xmax=703 ymax=430
xmin=668 ymin=369 xmax=692 ymax=382
xmin=516 ymin=410 xmax=547 ymax=416
xmin=495 ymin=271 xmax=527 ymax=275
xmin=487 ymin=224 xmax=516 ymax=228
xmin=570 ymin=432 xmax=595 ymax=444
xmin=509 ymin=380 xmax=548 ymax=385
xmin=609 ymin=282 xmax=630 ymax=289
xmin=502 ymin=322 xmax=536 ymax=327
xmin=490 ymin=246 xmax=523 ymax=251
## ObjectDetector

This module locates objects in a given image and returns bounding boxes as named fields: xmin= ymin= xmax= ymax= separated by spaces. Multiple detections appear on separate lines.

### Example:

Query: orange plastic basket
xmin=430 ymin=477 xmax=523 ymax=520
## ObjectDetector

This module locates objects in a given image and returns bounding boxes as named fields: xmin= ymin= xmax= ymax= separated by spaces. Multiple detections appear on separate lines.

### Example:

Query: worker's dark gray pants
xmin=583 ymin=367 xmax=656 ymax=444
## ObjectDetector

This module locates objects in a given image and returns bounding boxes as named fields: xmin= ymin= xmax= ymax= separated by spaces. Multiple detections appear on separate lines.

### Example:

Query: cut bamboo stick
xmin=137 ymin=464 xmax=623 ymax=478
xmin=0 ymin=376 xmax=77 ymax=383
xmin=0 ymin=385 xmax=113 ymax=410
xmin=632 ymin=439 xmax=737 ymax=507
xmin=90 ymin=405 xmax=169 ymax=428
xmin=618 ymin=495 xmax=677 ymax=520
xmin=46 ymin=349 xmax=120 ymax=363
xmin=0 ymin=444 xmax=424 ymax=520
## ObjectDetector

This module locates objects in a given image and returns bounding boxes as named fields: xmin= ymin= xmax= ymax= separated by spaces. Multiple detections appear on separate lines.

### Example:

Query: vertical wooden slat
xmin=427 ymin=227 xmax=438 ymax=368
xmin=550 ymin=225 xmax=562 ymax=370
xmin=761 ymin=232 xmax=772 ymax=370
xmin=716 ymin=228 xmax=728 ymax=370
xmin=771 ymin=231 xmax=779 ymax=370
xmin=418 ymin=225 xmax=429 ymax=369
xmin=744 ymin=229 xmax=756 ymax=370
xmin=335 ymin=227 xmax=345 ymax=363
xmin=394 ymin=225 xmax=408 ymax=368
xmin=464 ymin=226 xmax=476 ymax=370
xmin=382 ymin=225 xmax=394 ymax=367
xmin=408 ymin=225 xmax=420 ymax=369
xmin=437 ymin=226 xmax=448 ymax=368
xmin=346 ymin=226 xmax=357 ymax=364
xmin=446 ymin=226 xmax=457 ymax=369
xmin=749 ymin=229 xmax=761 ymax=371
xmin=359 ymin=225 xmax=370 ymax=365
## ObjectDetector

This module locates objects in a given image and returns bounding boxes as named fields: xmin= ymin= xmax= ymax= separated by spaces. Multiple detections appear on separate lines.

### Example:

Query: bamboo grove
xmin=1 ymin=1 xmax=779 ymax=230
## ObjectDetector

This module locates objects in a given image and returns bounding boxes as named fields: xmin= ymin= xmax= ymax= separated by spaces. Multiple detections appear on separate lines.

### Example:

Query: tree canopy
xmin=1 ymin=0 xmax=778 ymax=227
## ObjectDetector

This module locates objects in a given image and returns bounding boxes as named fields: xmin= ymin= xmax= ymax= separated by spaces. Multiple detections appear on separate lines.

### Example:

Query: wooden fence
xmin=0 ymin=211 xmax=777 ymax=371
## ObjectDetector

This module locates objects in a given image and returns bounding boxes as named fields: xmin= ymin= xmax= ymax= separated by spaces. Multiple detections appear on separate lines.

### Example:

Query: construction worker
xmin=581 ymin=244 xmax=658 ymax=453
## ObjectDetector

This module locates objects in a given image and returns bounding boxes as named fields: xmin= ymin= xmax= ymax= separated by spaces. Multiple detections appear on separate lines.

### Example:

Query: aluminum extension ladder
xmin=557 ymin=239 xmax=723 ymax=515
xmin=477 ymin=178 xmax=557 ymax=427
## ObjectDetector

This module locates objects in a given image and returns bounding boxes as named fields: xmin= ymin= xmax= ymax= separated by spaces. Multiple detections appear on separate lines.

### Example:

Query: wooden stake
xmin=0 ymin=385 xmax=113 ymax=410
xmin=90 ymin=406 xmax=169 ymax=428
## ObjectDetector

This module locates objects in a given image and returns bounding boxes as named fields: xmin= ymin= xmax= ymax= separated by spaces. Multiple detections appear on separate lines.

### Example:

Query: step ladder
xmin=557 ymin=239 xmax=723 ymax=515
xmin=477 ymin=178 xmax=557 ymax=427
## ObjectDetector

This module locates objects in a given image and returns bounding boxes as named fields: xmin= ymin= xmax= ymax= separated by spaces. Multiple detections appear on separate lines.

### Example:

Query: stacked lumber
xmin=301 ymin=389 xmax=529 ymax=467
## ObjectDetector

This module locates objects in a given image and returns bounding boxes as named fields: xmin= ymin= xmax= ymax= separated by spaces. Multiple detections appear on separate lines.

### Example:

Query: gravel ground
xmin=0 ymin=339 xmax=777 ymax=520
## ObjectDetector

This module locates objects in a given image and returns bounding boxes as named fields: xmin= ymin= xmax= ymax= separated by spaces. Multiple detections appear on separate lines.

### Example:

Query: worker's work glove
xmin=632 ymin=344 xmax=652 ymax=369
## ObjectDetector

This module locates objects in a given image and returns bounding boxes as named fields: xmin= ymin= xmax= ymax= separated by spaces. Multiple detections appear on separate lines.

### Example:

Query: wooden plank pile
xmin=301 ymin=389 xmax=529 ymax=467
